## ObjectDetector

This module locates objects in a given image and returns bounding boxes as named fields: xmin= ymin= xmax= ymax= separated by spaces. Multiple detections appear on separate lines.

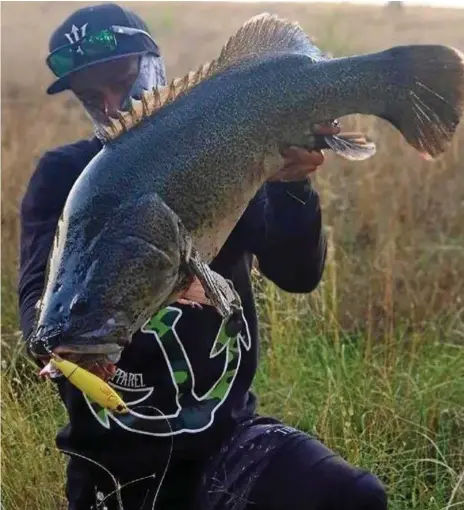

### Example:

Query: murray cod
xmin=29 ymin=13 xmax=464 ymax=370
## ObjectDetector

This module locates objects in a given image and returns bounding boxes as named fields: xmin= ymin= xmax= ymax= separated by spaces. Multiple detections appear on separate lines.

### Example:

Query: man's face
xmin=69 ymin=55 xmax=140 ymax=122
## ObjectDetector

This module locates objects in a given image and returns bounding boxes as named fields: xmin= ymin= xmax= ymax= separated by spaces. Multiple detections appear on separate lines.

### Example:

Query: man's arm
xmin=18 ymin=137 xmax=101 ymax=346
xmin=18 ymin=152 xmax=77 ymax=344
xmin=243 ymin=176 xmax=327 ymax=294
xmin=240 ymin=126 xmax=338 ymax=293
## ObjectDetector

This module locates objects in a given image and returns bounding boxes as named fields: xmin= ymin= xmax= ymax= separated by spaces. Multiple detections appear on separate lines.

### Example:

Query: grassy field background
xmin=2 ymin=1 xmax=464 ymax=509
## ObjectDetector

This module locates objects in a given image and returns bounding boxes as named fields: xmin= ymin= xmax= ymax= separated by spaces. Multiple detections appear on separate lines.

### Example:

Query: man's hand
xmin=176 ymin=124 xmax=342 ymax=307
xmin=177 ymin=277 xmax=211 ymax=308
xmin=268 ymin=124 xmax=340 ymax=182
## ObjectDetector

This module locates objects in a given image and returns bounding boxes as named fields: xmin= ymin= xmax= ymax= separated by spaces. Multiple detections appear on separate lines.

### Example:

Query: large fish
xmin=29 ymin=13 xmax=464 ymax=370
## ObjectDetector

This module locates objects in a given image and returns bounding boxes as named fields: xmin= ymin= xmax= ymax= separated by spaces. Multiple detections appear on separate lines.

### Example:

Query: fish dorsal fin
xmin=99 ymin=13 xmax=325 ymax=143
xmin=208 ymin=12 xmax=326 ymax=71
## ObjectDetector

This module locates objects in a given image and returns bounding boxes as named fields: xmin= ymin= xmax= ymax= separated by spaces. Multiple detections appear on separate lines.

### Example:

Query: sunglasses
xmin=47 ymin=25 xmax=160 ymax=78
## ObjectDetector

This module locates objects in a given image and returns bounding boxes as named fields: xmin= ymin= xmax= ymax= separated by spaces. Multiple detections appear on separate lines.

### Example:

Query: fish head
xmin=29 ymin=191 xmax=190 ymax=370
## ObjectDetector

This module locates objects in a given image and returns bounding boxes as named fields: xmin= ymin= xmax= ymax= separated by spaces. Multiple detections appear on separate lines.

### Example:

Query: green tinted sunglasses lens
xmin=81 ymin=30 xmax=117 ymax=56
xmin=49 ymin=49 xmax=75 ymax=77
xmin=49 ymin=30 xmax=118 ymax=77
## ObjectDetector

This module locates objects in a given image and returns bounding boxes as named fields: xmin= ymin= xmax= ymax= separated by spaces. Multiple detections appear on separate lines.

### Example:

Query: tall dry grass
xmin=2 ymin=1 xmax=464 ymax=336
xmin=1 ymin=2 xmax=464 ymax=509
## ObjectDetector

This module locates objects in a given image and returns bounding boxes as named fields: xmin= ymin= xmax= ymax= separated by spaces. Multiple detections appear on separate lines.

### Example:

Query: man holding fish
xmin=18 ymin=4 xmax=389 ymax=509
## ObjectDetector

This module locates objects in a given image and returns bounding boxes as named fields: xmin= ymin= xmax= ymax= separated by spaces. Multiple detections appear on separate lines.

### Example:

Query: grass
xmin=1 ymin=350 xmax=68 ymax=510
xmin=2 ymin=1 xmax=464 ymax=509
xmin=2 ymin=280 xmax=464 ymax=509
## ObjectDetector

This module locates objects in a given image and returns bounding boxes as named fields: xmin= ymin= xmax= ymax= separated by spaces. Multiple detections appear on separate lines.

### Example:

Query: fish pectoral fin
xmin=187 ymin=251 xmax=242 ymax=319
xmin=283 ymin=130 xmax=376 ymax=162
xmin=321 ymin=132 xmax=377 ymax=161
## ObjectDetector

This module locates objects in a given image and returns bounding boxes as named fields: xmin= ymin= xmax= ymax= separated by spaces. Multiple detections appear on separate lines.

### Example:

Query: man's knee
xmin=351 ymin=472 xmax=388 ymax=510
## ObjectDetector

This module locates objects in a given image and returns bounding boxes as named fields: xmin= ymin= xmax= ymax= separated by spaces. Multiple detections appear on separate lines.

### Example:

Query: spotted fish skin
xmin=29 ymin=13 xmax=464 ymax=360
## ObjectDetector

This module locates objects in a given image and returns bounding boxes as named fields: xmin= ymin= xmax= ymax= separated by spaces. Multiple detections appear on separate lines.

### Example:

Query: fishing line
xmin=57 ymin=448 xmax=125 ymax=510
xmin=58 ymin=404 xmax=174 ymax=510
xmin=41 ymin=335 xmax=175 ymax=508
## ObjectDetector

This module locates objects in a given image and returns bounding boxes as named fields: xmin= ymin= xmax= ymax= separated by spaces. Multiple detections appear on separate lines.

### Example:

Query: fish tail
xmin=286 ymin=44 xmax=464 ymax=160
xmin=370 ymin=45 xmax=464 ymax=159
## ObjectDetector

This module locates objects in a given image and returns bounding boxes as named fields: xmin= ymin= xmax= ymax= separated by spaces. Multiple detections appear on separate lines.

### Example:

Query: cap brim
xmin=46 ymin=50 xmax=150 ymax=95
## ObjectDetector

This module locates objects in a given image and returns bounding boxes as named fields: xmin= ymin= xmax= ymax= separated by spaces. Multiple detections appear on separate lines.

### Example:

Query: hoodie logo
xmin=83 ymin=305 xmax=251 ymax=436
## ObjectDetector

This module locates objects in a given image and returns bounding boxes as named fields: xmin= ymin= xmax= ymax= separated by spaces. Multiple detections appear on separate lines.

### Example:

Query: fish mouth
xmin=38 ymin=343 xmax=123 ymax=381
xmin=31 ymin=313 xmax=132 ymax=380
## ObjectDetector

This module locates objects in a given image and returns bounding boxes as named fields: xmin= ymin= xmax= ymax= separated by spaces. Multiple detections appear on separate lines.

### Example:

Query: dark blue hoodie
xmin=18 ymin=135 xmax=326 ymax=473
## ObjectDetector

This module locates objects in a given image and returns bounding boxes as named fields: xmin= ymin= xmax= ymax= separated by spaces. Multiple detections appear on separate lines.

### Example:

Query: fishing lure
xmin=46 ymin=355 xmax=129 ymax=414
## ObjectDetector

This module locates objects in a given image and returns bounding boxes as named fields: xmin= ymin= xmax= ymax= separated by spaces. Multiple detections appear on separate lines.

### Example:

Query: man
xmin=18 ymin=4 xmax=388 ymax=510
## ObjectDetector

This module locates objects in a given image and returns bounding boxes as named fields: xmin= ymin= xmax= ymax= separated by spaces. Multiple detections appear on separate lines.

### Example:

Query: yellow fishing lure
xmin=50 ymin=356 xmax=129 ymax=414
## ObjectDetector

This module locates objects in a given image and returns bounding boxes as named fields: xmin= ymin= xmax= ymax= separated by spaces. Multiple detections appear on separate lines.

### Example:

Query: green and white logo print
xmin=83 ymin=306 xmax=251 ymax=436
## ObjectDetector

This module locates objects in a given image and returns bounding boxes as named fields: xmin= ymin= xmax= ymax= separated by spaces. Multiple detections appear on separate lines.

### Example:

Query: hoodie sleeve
xmin=18 ymin=152 xmax=68 ymax=343
xmin=242 ymin=178 xmax=327 ymax=293
xmin=18 ymin=139 xmax=102 ymax=345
